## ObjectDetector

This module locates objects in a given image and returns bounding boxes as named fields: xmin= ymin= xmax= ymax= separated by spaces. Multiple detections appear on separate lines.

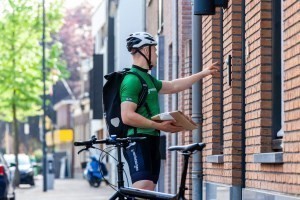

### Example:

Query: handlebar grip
xmin=74 ymin=137 xmax=146 ymax=147
xmin=74 ymin=141 xmax=92 ymax=146
xmin=93 ymin=139 xmax=110 ymax=144
xmin=127 ymin=137 xmax=146 ymax=141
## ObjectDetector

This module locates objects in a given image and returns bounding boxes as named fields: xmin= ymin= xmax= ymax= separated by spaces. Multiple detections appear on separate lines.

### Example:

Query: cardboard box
xmin=151 ymin=111 xmax=198 ymax=131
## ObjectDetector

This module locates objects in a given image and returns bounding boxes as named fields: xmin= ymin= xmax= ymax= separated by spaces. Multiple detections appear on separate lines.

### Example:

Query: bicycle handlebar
xmin=74 ymin=136 xmax=146 ymax=147
xmin=74 ymin=139 xmax=106 ymax=146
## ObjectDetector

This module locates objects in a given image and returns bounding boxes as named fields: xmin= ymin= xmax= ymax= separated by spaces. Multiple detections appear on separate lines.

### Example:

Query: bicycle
xmin=74 ymin=135 xmax=205 ymax=200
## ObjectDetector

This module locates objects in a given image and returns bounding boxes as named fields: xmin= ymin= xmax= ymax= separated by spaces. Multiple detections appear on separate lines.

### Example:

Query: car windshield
xmin=0 ymin=154 xmax=7 ymax=165
xmin=4 ymin=155 xmax=14 ymax=165
xmin=4 ymin=155 xmax=31 ymax=165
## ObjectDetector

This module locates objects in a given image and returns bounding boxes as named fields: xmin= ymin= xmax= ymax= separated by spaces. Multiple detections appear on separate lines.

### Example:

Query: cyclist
xmin=121 ymin=31 xmax=219 ymax=191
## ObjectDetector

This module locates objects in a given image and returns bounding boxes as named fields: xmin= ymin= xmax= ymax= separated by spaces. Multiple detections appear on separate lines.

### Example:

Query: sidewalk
xmin=15 ymin=176 xmax=115 ymax=200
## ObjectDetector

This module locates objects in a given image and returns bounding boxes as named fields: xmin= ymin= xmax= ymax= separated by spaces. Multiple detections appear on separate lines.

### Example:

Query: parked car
xmin=4 ymin=154 xmax=35 ymax=186
xmin=0 ymin=153 xmax=15 ymax=200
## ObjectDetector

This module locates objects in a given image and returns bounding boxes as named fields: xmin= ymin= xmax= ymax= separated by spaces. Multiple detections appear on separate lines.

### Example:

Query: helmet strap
xmin=148 ymin=46 xmax=153 ymax=70
xmin=136 ymin=46 xmax=153 ymax=70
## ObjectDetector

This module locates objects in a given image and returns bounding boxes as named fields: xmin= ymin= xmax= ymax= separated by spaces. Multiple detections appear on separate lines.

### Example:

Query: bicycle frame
xmin=74 ymin=136 xmax=205 ymax=200
xmin=110 ymin=143 xmax=192 ymax=200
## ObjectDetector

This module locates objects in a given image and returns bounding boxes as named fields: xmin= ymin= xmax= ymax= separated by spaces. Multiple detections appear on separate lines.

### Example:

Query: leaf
xmin=0 ymin=0 xmax=66 ymax=122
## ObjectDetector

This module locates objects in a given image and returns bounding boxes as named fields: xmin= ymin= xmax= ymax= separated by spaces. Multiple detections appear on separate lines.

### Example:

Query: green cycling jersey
xmin=120 ymin=65 xmax=162 ymax=136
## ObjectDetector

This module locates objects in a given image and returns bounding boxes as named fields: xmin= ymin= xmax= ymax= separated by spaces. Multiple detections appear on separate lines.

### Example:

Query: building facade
xmin=146 ymin=0 xmax=299 ymax=199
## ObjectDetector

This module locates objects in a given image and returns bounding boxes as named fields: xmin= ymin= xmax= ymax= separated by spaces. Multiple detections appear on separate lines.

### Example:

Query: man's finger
xmin=212 ymin=61 xmax=219 ymax=66
xmin=210 ymin=67 xmax=219 ymax=72
xmin=212 ymin=65 xmax=221 ymax=70
xmin=170 ymin=123 xmax=181 ymax=127
xmin=211 ymin=66 xmax=219 ymax=70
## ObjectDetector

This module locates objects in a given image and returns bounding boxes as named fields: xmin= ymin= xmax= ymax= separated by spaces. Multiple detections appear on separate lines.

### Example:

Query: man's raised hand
xmin=203 ymin=61 xmax=220 ymax=76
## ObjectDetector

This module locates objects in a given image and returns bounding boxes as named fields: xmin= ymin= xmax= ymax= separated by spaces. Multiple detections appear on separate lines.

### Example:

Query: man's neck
xmin=132 ymin=61 xmax=149 ymax=70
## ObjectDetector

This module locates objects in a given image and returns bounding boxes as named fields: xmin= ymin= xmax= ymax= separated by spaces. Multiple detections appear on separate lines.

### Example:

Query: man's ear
xmin=143 ymin=47 xmax=149 ymax=55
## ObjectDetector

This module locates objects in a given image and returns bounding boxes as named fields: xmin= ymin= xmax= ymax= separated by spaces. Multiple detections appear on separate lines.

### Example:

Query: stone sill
xmin=253 ymin=152 xmax=283 ymax=164
xmin=206 ymin=155 xmax=224 ymax=163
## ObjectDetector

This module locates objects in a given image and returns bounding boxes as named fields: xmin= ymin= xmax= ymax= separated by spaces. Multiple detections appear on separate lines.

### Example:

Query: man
xmin=120 ymin=32 xmax=219 ymax=191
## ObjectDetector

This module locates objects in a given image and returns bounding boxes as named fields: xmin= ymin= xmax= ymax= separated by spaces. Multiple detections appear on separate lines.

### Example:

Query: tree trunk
xmin=12 ymin=99 xmax=20 ymax=187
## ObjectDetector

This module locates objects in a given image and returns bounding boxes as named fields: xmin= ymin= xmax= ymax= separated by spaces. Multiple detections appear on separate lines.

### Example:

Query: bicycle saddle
xmin=168 ymin=143 xmax=206 ymax=152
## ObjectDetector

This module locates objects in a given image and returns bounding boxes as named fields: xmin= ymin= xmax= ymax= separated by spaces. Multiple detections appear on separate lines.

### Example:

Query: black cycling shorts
xmin=123 ymin=134 xmax=161 ymax=184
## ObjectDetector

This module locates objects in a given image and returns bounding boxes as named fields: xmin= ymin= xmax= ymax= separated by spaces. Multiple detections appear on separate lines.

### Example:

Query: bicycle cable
xmin=94 ymin=146 xmax=118 ymax=191
xmin=94 ymin=146 xmax=133 ymax=199
xmin=94 ymin=146 xmax=130 ymax=193
xmin=99 ymin=146 xmax=130 ymax=187
xmin=99 ymin=146 xmax=118 ymax=188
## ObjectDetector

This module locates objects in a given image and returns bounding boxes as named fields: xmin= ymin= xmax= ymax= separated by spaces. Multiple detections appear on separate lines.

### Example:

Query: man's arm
xmin=159 ymin=62 xmax=220 ymax=94
xmin=121 ymin=102 xmax=185 ymax=133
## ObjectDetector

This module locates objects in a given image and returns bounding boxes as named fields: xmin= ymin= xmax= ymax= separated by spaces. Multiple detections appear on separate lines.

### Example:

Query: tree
xmin=58 ymin=1 xmax=93 ymax=98
xmin=0 ymin=0 xmax=67 ymax=186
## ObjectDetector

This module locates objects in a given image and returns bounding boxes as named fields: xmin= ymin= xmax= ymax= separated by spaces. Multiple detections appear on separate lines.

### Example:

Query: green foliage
xmin=33 ymin=148 xmax=43 ymax=162
xmin=0 ymin=0 xmax=68 ymax=122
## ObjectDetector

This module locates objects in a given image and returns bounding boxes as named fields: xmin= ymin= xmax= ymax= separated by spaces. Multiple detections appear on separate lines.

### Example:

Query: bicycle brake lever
xmin=77 ymin=148 xmax=87 ymax=154
xmin=77 ymin=145 xmax=95 ymax=154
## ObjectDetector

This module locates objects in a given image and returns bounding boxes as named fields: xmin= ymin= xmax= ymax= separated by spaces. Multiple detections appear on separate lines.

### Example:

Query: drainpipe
xmin=191 ymin=3 xmax=203 ymax=200
xmin=171 ymin=0 xmax=178 ymax=194
xmin=143 ymin=0 xmax=146 ymax=32
xmin=241 ymin=0 xmax=246 ymax=191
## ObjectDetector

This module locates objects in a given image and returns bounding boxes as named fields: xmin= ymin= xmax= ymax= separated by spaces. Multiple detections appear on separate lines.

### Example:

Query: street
xmin=15 ymin=176 xmax=115 ymax=200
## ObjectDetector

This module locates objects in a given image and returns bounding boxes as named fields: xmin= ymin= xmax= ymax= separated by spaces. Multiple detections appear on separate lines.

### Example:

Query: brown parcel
xmin=151 ymin=111 xmax=198 ymax=131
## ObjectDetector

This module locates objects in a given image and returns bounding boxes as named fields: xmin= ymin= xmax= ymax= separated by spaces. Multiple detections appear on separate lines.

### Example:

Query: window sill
xmin=206 ymin=155 xmax=224 ymax=164
xmin=253 ymin=152 xmax=283 ymax=164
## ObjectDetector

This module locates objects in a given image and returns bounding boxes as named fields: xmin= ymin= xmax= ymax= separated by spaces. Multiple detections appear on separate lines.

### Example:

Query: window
xmin=271 ymin=0 xmax=283 ymax=139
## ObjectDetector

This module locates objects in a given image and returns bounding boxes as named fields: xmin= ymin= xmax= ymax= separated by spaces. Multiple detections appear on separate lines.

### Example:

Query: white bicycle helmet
xmin=126 ymin=32 xmax=157 ymax=52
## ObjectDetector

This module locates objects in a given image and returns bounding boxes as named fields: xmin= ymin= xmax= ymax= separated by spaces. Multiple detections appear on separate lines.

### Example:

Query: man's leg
xmin=132 ymin=180 xmax=156 ymax=191
xmin=123 ymin=135 xmax=160 ymax=191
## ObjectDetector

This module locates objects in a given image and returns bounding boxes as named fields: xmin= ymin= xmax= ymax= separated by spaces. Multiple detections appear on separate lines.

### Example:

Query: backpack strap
xmin=126 ymin=71 xmax=153 ymax=135
xmin=126 ymin=71 xmax=149 ymax=110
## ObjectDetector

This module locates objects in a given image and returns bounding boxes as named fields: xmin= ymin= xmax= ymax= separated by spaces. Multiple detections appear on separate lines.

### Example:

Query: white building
xmin=114 ymin=0 xmax=146 ymax=70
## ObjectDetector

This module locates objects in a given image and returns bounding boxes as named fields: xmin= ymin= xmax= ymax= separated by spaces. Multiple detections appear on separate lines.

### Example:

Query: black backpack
xmin=103 ymin=68 xmax=149 ymax=138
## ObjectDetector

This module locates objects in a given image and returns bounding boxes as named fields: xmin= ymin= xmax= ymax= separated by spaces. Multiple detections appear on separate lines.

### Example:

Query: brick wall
xmin=282 ymin=1 xmax=300 ymax=193
xmin=145 ymin=0 xmax=300 ymax=198
xmin=245 ymin=0 xmax=274 ymax=191
xmin=202 ymin=0 xmax=300 ymax=196
xmin=245 ymin=0 xmax=300 ymax=195
xmin=202 ymin=10 xmax=225 ymax=185
xmin=222 ymin=1 xmax=244 ymax=186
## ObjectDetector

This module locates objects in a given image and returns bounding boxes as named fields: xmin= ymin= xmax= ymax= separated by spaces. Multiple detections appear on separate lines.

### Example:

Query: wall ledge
xmin=253 ymin=152 xmax=283 ymax=164
xmin=206 ymin=155 xmax=224 ymax=163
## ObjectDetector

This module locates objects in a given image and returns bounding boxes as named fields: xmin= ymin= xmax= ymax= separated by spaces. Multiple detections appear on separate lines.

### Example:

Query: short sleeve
xmin=120 ymin=74 xmax=142 ymax=104
xmin=150 ymin=75 xmax=163 ymax=92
